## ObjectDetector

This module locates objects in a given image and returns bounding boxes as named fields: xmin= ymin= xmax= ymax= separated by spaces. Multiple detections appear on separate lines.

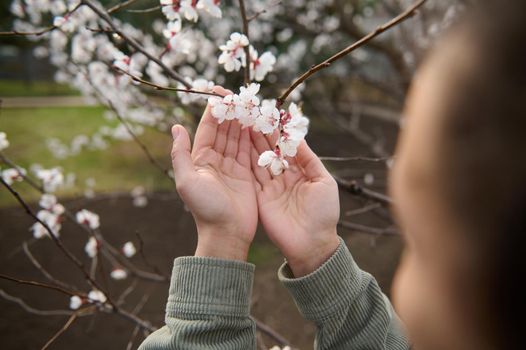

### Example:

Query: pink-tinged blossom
xmin=69 ymin=295 xmax=82 ymax=310
xmin=84 ymin=237 xmax=98 ymax=258
xmin=122 ymin=242 xmax=137 ymax=257
xmin=209 ymin=94 xmax=237 ymax=124
xmin=113 ymin=51 xmax=143 ymax=80
xmin=197 ymin=0 xmax=221 ymax=18
xmin=258 ymin=149 xmax=289 ymax=176
xmin=88 ymin=289 xmax=107 ymax=303
xmin=250 ymin=49 xmax=276 ymax=82
xmin=0 ymin=132 xmax=9 ymax=151
xmin=110 ymin=268 xmax=128 ymax=280
xmin=161 ymin=0 xmax=198 ymax=22
xmin=254 ymin=99 xmax=279 ymax=134
xmin=2 ymin=167 xmax=26 ymax=185
xmin=76 ymin=209 xmax=100 ymax=230
xmin=282 ymin=102 xmax=309 ymax=141
xmin=31 ymin=209 xmax=62 ymax=239
xmin=234 ymin=83 xmax=260 ymax=127
xmin=53 ymin=15 xmax=75 ymax=33
xmin=218 ymin=32 xmax=249 ymax=72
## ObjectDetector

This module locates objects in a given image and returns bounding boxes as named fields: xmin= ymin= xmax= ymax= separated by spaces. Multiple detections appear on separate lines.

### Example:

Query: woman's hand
xmin=170 ymin=87 xmax=258 ymax=261
xmin=250 ymin=130 xmax=341 ymax=277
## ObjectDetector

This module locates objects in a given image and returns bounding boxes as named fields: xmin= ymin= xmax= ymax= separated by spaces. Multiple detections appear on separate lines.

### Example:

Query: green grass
xmin=0 ymin=106 xmax=174 ymax=207
xmin=0 ymin=80 xmax=79 ymax=97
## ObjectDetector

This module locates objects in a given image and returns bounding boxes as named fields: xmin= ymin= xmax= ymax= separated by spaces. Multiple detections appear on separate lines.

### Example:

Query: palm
xmin=249 ymin=129 xmax=340 ymax=262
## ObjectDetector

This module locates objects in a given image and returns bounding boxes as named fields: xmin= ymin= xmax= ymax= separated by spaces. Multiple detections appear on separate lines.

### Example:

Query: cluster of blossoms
xmin=69 ymin=289 xmax=107 ymax=310
xmin=31 ymin=194 xmax=65 ymax=239
xmin=218 ymin=32 xmax=276 ymax=82
xmin=209 ymin=83 xmax=309 ymax=175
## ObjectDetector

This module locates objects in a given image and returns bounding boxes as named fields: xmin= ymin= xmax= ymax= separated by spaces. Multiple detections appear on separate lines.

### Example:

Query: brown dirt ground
xmin=0 ymin=120 xmax=403 ymax=350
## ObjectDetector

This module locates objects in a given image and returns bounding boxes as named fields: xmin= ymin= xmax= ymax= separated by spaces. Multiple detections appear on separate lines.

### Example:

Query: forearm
xmin=279 ymin=237 xmax=410 ymax=350
xmin=139 ymin=256 xmax=256 ymax=350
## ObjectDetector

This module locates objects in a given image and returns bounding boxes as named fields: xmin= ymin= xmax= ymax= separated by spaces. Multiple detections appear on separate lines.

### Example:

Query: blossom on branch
xmin=110 ymin=268 xmax=128 ymax=280
xmin=35 ymin=167 xmax=64 ymax=192
xmin=1 ymin=167 xmax=26 ymax=185
xmin=122 ymin=241 xmax=137 ymax=258
xmin=250 ymin=48 xmax=276 ymax=82
xmin=69 ymin=295 xmax=83 ymax=310
xmin=76 ymin=209 xmax=100 ymax=230
xmin=218 ymin=32 xmax=249 ymax=72
xmin=254 ymin=99 xmax=280 ymax=134
xmin=88 ymin=289 xmax=107 ymax=304
xmin=84 ymin=236 xmax=98 ymax=258
xmin=258 ymin=149 xmax=289 ymax=176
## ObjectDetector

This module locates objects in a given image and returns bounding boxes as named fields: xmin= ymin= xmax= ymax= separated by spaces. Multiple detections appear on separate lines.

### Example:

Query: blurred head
xmin=389 ymin=2 xmax=526 ymax=349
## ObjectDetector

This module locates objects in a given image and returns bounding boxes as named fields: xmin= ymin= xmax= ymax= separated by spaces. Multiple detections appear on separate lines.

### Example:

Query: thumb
xmin=171 ymin=125 xmax=195 ymax=185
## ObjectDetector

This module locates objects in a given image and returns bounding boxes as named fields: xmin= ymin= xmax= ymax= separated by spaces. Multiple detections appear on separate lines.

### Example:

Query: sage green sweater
xmin=138 ymin=237 xmax=410 ymax=349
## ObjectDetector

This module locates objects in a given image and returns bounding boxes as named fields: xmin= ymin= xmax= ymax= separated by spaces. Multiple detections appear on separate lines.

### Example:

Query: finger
xmin=192 ymin=86 xmax=233 ymax=153
xmin=295 ymin=140 xmax=329 ymax=180
xmin=250 ymin=128 xmax=273 ymax=154
xmin=264 ymin=129 xmax=279 ymax=149
xmin=171 ymin=125 xmax=196 ymax=185
xmin=250 ymin=147 xmax=272 ymax=185
xmin=213 ymin=120 xmax=231 ymax=155
xmin=236 ymin=128 xmax=251 ymax=168
xmin=224 ymin=120 xmax=241 ymax=158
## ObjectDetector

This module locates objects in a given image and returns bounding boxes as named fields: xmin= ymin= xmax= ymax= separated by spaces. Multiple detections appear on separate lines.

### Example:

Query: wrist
xmin=285 ymin=229 xmax=340 ymax=277
xmin=194 ymin=223 xmax=252 ymax=262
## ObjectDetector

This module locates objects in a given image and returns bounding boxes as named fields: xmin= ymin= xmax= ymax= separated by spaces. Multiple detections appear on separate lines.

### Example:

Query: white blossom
xmin=178 ymin=78 xmax=214 ymax=105
xmin=35 ymin=167 xmax=64 ymax=192
xmin=0 ymin=132 xmax=9 ymax=151
xmin=258 ymin=150 xmax=289 ymax=176
xmin=254 ymin=99 xmax=279 ymax=134
xmin=31 ymin=209 xmax=61 ymax=239
xmin=250 ymin=49 xmax=276 ymax=82
xmin=1 ymin=167 xmax=26 ymax=185
xmin=69 ymin=295 xmax=82 ymax=310
xmin=122 ymin=241 xmax=137 ymax=258
xmin=88 ymin=290 xmax=107 ymax=303
xmin=84 ymin=237 xmax=98 ymax=258
xmin=234 ymin=83 xmax=260 ymax=127
xmin=110 ymin=268 xmax=128 ymax=280
xmin=209 ymin=94 xmax=237 ymax=124
xmin=53 ymin=15 xmax=75 ymax=33
xmin=76 ymin=209 xmax=100 ymax=230
xmin=197 ymin=0 xmax=222 ymax=18
xmin=218 ymin=32 xmax=249 ymax=72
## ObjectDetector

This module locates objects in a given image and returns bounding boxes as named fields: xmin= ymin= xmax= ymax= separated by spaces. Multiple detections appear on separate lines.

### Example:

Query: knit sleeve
xmin=138 ymin=257 xmax=256 ymax=350
xmin=278 ymin=237 xmax=410 ymax=350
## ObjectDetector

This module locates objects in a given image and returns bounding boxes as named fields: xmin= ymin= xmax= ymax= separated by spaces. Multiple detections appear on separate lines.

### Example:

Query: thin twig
xmin=0 ymin=3 xmax=82 ymax=36
xmin=0 ymin=177 xmax=110 ymax=303
xmin=0 ymin=273 xmax=80 ymax=297
xmin=239 ymin=0 xmax=251 ymax=85
xmin=126 ymin=5 xmax=161 ymax=13
xmin=333 ymin=175 xmax=393 ymax=206
xmin=253 ymin=316 xmax=290 ymax=347
xmin=319 ymin=156 xmax=389 ymax=162
xmin=23 ymin=242 xmax=79 ymax=292
xmin=0 ymin=289 xmax=75 ymax=316
xmin=345 ymin=203 xmax=382 ymax=217
xmin=114 ymin=67 xmax=222 ymax=97
xmin=276 ymin=0 xmax=426 ymax=105
xmin=41 ymin=312 xmax=79 ymax=350
xmin=81 ymin=0 xmax=191 ymax=88
xmin=107 ymin=0 xmax=140 ymax=14
xmin=338 ymin=220 xmax=399 ymax=236
xmin=247 ymin=1 xmax=282 ymax=22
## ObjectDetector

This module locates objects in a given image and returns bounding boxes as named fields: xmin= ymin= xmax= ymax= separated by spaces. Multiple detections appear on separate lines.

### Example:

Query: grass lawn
xmin=0 ymin=106 xmax=175 ymax=207
xmin=0 ymin=80 xmax=79 ymax=97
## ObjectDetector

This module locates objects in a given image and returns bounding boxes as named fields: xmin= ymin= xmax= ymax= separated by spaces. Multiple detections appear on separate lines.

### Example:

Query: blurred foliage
xmin=0 ymin=80 xmax=78 ymax=96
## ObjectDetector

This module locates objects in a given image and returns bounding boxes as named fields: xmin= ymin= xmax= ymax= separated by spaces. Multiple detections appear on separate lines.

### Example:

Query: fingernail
xmin=171 ymin=125 xmax=179 ymax=139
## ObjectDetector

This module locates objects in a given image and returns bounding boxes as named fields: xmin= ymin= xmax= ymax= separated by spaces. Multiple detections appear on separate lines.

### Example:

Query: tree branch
xmin=277 ymin=0 xmax=426 ymax=106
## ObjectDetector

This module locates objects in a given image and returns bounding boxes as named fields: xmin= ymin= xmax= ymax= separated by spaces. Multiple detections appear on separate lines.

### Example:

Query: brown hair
xmin=432 ymin=1 xmax=526 ymax=347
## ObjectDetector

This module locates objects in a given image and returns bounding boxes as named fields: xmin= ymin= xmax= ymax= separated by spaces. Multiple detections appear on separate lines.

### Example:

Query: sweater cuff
xmin=278 ymin=237 xmax=365 ymax=320
xmin=166 ymin=257 xmax=255 ymax=318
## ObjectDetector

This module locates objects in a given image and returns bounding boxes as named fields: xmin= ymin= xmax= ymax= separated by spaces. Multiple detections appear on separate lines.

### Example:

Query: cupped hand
xmin=250 ymin=130 xmax=341 ymax=276
xmin=170 ymin=86 xmax=258 ymax=261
